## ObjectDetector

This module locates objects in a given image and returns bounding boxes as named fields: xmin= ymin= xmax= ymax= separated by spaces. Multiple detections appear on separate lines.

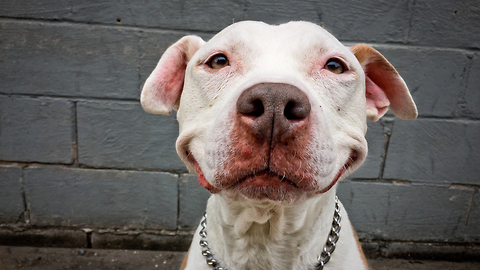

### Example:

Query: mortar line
xmin=0 ymin=160 xmax=188 ymax=175
xmin=405 ymin=0 xmax=417 ymax=43
xmin=176 ymin=176 xmax=181 ymax=232
xmin=464 ymin=189 xmax=478 ymax=226
xmin=18 ymin=170 xmax=30 ymax=224
xmin=378 ymin=118 xmax=395 ymax=180
xmin=0 ymin=92 xmax=141 ymax=103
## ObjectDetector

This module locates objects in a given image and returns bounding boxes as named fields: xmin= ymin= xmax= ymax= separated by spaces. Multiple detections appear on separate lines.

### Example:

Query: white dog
xmin=141 ymin=21 xmax=417 ymax=270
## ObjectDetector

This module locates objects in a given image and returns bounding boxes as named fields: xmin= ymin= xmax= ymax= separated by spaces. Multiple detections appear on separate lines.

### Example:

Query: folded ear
xmin=141 ymin=35 xmax=205 ymax=115
xmin=350 ymin=44 xmax=418 ymax=122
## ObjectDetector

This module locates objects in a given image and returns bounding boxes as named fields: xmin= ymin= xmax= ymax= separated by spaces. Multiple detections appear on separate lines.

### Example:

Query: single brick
xmin=244 ymin=0 xmax=412 ymax=44
xmin=383 ymin=119 xmax=480 ymax=185
xmin=461 ymin=52 xmax=480 ymax=118
xmin=178 ymin=174 xmax=211 ymax=230
xmin=337 ymin=180 xmax=476 ymax=242
xmin=374 ymin=45 xmax=471 ymax=118
xmin=23 ymin=166 xmax=178 ymax=230
xmin=77 ymin=100 xmax=186 ymax=172
xmin=408 ymin=0 xmax=480 ymax=49
xmin=0 ymin=20 xmax=140 ymax=99
xmin=0 ymin=166 xmax=24 ymax=223
xmin=0 ymin=96 xmax=73 ymax=163
xmin=0 ymin=0 xmax=243 ymax=32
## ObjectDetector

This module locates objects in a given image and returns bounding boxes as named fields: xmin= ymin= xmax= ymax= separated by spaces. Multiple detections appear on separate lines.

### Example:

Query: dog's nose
xmin=236 ymin=83 xmax=311 ymax=141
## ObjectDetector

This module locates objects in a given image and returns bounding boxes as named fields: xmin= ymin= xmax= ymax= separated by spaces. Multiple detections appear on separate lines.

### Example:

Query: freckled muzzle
xmin=214 ymin=82 xmax=328 ymax=201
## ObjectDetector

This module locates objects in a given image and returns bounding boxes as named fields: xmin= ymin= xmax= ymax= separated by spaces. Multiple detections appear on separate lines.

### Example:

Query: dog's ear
xmin=350 ymin=44 xmax=417 ymax=122
xmin=141 ymin=35 xmax=205 ymax=115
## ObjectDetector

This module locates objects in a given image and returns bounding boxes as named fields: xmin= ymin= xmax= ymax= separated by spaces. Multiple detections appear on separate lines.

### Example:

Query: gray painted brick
xmin=383 ymin=119 xmax=480 ymax=185
xmin=337 ymin=180 xmax=477 ymax=242
xmin=0 ymin=166 xmax=24 ymax=223
xmin=77 ymin=101 xmax=186 ymax=172
xmin=462 ymin=52 xmax=480 ymax=118
xmin=374 ymin=46 xmax=472 ymax=118
xmin=244 ymin=0 xmax=412 ymax=45
xmin=0 ymin=0 xmax=244 ymax=32
xmin=408 ymin=0 xmax=480 ymax=50
xmin=23 ymin=166 xmax=178 ymax=230
xmin=178 ymin=174 xmax=211 ymax=230
xmin=0 ymin=20 xmax=140 ymax=99
xmin=349 ymin=120 xmax=386 ymax=179
xmin=0 ymin=96 xmax=73 ymax=163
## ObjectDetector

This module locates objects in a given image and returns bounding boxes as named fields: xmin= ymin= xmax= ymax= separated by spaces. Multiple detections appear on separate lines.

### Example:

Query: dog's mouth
xmin=185 ymin=149 xmax=359 ymax=201
xmin=231 ymin=170 xmax=299 ymax=189
xmin=227 ymin=170 xmax=300 ymax=201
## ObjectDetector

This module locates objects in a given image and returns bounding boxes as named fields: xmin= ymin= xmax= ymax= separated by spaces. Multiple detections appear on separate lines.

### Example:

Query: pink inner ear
xmin=351 ymin=44 xmax=417 ymax=121
xmin=153 ymin=61 xmax=187 ymax=110
xmin=141 ymin=35 xmax=205 ymax=115
xmin=365 ymin=76 xmax=390 ymax=121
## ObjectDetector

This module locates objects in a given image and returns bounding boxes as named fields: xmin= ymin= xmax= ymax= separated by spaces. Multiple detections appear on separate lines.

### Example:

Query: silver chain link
xmin=313 ymin=196 xmax=342 ymax=270
xmin=199 ymin=214 xmax=227 ymax=270
xmin=199 ymin=196 xmax=341 ymax=270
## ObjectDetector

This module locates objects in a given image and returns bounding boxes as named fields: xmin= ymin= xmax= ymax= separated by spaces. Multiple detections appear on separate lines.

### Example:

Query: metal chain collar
xmin=199 ymin=196 xmax=342 ymax=270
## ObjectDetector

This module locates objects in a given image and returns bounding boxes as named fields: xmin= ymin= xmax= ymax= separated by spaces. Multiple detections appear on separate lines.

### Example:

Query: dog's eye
xmin=324 ymin=58 xmax=346 ymax=74
xmin=208 ymin=54 xmax=229 ymax=69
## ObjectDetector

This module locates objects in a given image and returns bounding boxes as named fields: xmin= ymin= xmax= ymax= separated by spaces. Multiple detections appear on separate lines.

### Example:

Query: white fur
xmin=141 ymin=21 xmax=416 ymax=270
xmin=178 ymin=21 xmax=368 ymax=270
xmin=185 ymin=188 xmax=366 ymax=269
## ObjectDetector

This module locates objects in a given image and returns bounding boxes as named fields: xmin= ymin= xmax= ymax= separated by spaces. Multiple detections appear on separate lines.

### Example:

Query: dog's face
xmin=141 ymin=21 xmax=417 ymax=203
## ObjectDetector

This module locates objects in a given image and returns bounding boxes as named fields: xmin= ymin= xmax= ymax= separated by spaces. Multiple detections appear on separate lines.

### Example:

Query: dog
xmin=141 ymin=21 xmax=417 ymax=270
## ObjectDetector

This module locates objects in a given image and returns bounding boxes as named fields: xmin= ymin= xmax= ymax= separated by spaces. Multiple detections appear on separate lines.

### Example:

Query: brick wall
xmin=0 ymin=0 xmax=479 ymax=257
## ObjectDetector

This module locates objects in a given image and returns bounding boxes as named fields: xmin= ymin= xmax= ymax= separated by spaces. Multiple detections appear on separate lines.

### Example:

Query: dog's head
xmin=141 ymin=21 xmax=417 ymax=203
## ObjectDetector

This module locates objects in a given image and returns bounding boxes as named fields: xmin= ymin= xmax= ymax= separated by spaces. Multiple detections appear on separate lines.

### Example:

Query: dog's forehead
xmin=203 ymin=21 xmax=349 ymax=56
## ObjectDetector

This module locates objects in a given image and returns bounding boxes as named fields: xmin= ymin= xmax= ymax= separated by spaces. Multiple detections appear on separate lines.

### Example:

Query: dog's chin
xmin=226 ymin=171 xmax=308 ymax=202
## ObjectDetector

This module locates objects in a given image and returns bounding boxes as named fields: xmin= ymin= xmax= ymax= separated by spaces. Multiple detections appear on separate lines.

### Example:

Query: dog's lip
xmin=185 ymin=149 xmax=358 ymax=195
xmin=227 ymin=170 xmax=299 ymax=189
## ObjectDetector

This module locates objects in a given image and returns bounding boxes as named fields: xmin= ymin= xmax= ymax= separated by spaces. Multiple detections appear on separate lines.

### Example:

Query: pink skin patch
xmin=365 ymin=76 xmax=390 ymax=121
xmin=215 ymin=110 xmax=322 ymax=194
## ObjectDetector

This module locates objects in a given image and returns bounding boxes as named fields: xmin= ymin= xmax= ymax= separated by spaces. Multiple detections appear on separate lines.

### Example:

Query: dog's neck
xmin=205 ymin=188 xmax=338 ymax=270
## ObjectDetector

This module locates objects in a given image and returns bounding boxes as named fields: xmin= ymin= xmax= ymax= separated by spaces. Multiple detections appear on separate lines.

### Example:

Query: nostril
xmin=238 ymin=98 xmax=264 ymax=117
xmin=284 ymin=101 xmax=311 ymax=120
